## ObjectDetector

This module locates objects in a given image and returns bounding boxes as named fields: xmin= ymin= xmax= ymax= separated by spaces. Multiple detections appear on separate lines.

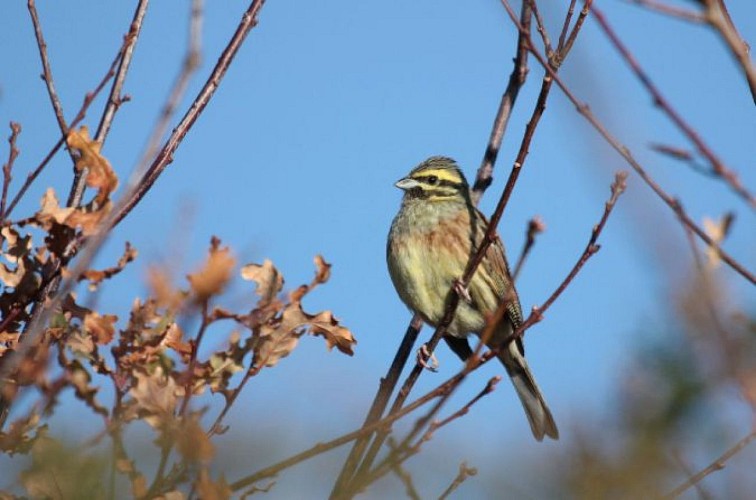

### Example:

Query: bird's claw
xmin=454 ymin=279 xmax=472 ymax=304
xmin=417 ymin=344 xmax=439 ymax=372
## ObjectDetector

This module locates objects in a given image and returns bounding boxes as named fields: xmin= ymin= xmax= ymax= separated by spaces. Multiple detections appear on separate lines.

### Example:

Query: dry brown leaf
xmin=129 ymin=367 xmax=179 ymax=428
xmin=33 ymin=188 xmax=110 ymax=236
xmin=241 ymin=259 xmax=283 ymax=303
xmin=177 ymin=417 xmax=215 ymax=463
xmin=195 ymin=469 xmax=231 ymax=500
xmin=148 ymin=266 xmax=186 ymax=311
xmin=0 ymin=259 xmax=25 ymax=288
xmin=84 ymin=312 xmax=117 ymax=344
xmin=314 ymin=254 xmax=331 ymax=284
xmin=66 ymin=126 xmax=119 ymax=204
xmin=34 ymin=188 xmax=75 ymax=229
xmin=309 ymin=310 xmax=356 ymax=355
xmin=187 ymin=239 xmax=235 ymax=301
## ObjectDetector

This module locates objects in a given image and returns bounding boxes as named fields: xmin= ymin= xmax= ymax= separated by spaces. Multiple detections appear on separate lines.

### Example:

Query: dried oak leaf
xmin=313 ymin=254 xmax=331 ymax=284
xmin=129 ymin=367 xmax=179 ymax=428
xmin=34 ymin=188 xmax=109 ymax=236
xmin=66 ymin=126 xmax=118 ymax=204
xmin=84 ymin=312 xmax=117 ymax=344
xmin=188 ymin=238 xmax=235 ymax=301
xmin=241 ymin=259 xmax=283 ymax=304
xmin=34 ymin=188 xmax=74 ymax=229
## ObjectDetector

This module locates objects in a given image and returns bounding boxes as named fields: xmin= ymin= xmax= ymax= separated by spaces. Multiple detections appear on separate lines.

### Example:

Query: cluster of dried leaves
xmin=0 ymin=128 xmax=356 ymax=497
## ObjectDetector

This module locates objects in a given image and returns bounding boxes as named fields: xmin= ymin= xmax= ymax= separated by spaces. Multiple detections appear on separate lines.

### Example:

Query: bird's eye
xmin=427 ymin=175 xmax=438 ymax=185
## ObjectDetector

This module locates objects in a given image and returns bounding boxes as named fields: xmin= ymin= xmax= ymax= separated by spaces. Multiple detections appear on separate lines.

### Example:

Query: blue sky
xmin=1 ymin=0 xmax=754 ymax=497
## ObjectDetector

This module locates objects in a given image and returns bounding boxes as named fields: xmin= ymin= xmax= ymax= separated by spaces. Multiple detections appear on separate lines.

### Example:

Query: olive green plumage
xmin=386 ymin=156 xmax=558 ymax=441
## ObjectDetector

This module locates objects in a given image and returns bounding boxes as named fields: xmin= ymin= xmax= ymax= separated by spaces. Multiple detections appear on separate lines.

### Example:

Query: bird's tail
xmin=497 ymin=341 xmax=559 ymax=441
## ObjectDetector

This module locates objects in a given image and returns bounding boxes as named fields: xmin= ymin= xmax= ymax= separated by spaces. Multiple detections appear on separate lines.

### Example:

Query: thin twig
xmin=627 ymin=0 xmax=705 ymax=23
xmin=663 ymin=431 xmax=756 ymax=499
xmin=526 ymin=0 xmax=553 ymax=57
xmin=672 ymin=451 xmax=714 ymax=500
xmin=132 ymin=0 xmax=203 ymax=190
xmin=27 ymin=0 xmax=77 ymax=166
xmin=113 ymin=0 xmax=260 ymax=226
xmin=438 ymin=461 xmax=478 ymax=500
xmin=343 ymin=377 xmax=500 ymax=498
xmin=500 ymin=0 xmax=756 ymax=285
xmin=68 ymin=0 xmax=150 ymax=208
xmin=4 ymin=34 xmax=126 ymax=220
xmin=512 ymin=216 xmax=544 ymax=282
xmin=556 ymin=0 xmax=578 ymax=54
xmin=329 ymin=317 xmax=423 ymax=491
xmin=0 ymin=123 xmax=21 ymax=223
xmin=591 ymin=5 xmax=755 ymax=208
xmin=390 ymin=456 xmax=420 ymax=500
xmin=470 ymin=2 xmax=532 ymax=202
xmin=704 ymin=0 xmax=756 ymax=105
xmin=508 ymin=171 xmax=628 ymax=339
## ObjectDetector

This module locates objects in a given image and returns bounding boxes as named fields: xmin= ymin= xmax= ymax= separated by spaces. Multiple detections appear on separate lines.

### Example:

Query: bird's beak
xmin=395 ymin=177 xmax=420 ymax=191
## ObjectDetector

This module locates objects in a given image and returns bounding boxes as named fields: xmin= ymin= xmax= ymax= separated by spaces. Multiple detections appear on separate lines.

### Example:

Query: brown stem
xmin=112 ymin=0 xmax=265 ymax=226
xmin=705 ymin=0 xmax=756 ymax=105
xmin=628 ymin=0 xmax=705 ymax=23
xmin=470 ymin=2 xmax=532 ymax=202
xmin=663 ymin=430 xmax=756 ymax=499
xmin=68 ymin=0 xmax=150 ymax=208
xmin=27 ymin=0 xmax=76 ymax=166
xmin=0 ymin=123 xmax=21 ymax=223
xmin=512 ymin=216 xmax=544 ymax=282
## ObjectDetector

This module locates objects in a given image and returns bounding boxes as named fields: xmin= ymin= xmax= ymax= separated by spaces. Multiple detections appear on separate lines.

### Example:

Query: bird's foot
xmin=417 ymin=343 xmax=439 ymax=372
xmin=454 ymin=279 xmax=472 ymax=304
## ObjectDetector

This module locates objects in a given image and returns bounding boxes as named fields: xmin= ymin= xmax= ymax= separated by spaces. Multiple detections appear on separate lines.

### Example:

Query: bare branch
xmin=627 ymin=0 xmax=705 ymax=23
xmin=591 ymin=5 xmax=755 ymax=208
xmin=27 ymin=0 xmax=77 ymax=166
xmin=470 ymin=2 xmax=532 ymax=202
xmin=439 ymin=461 xmax=478 ymax=500
xmin=500 ymin=0 xmax=756 ymax=285
xmin=512 ymin=216 xmax=545 ymax=282
xmin=68 ymin=0 xmax=150 ymax=208
xmin=0 ymin=123 xmax=21 ymax=223
xmin=663 ymin=431 xmax=756 ymax=499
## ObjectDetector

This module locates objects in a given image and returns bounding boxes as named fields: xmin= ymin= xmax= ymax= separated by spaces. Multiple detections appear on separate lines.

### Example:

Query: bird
xmin=386 ymin=156 xmax=558 ymax=441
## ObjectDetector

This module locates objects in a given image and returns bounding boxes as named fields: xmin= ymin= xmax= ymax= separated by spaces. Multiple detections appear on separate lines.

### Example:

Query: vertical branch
xmin=470 ymin=2 xmax=533 ymax=202
xmin=0 ymin=123 xmax=22 ymax=223
xmin=27 ymin=0 xmax=77 ymax=166
xmin=68 ymin=0 xmax=151 ymax=208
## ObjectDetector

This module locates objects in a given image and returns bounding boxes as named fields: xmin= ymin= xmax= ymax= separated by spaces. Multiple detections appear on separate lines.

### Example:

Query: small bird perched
xmin=386 ymin=156 xmax=558 ymax=441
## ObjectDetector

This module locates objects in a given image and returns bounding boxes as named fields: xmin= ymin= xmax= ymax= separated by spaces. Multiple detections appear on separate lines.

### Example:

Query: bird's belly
xmin=388 ymin=238 xmax=485 ymax=336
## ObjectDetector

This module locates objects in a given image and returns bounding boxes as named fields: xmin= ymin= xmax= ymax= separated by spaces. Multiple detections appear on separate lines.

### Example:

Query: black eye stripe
xmin=414 ymin=175 xmax=462 ymax=189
